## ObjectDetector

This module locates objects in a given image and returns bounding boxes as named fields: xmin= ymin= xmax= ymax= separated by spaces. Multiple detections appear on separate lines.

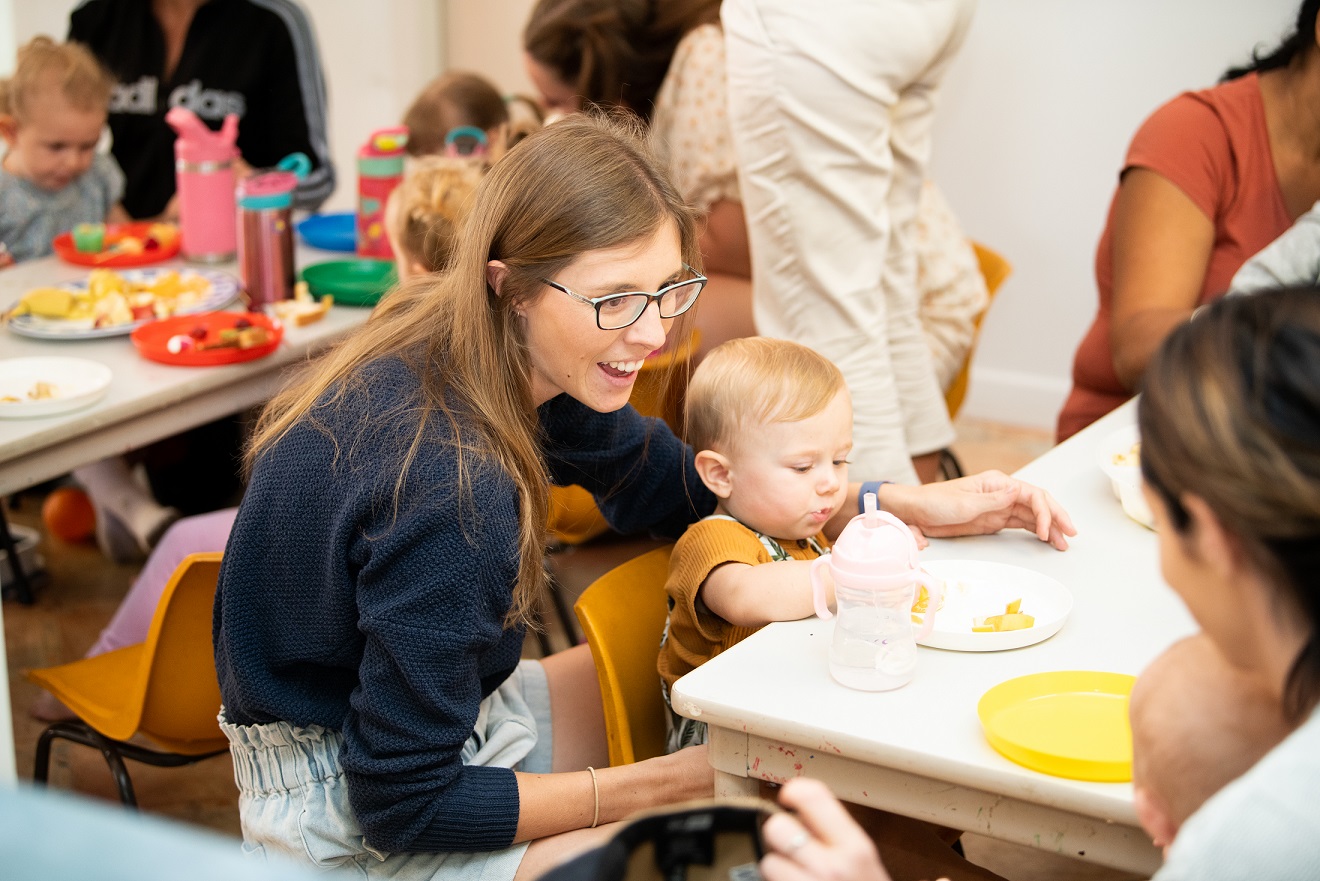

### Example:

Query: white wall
xmin=2 ymin=0 xmax=448 ymax=212
xmin=930 ymin=0 xmax=1298 ymax=428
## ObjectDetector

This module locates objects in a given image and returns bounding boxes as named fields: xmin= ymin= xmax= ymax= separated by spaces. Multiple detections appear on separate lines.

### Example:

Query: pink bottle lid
xmin=829 ymin=494 xmax=920 ymax=580
xmin=237 ymin=171 xmax=297 ymax=209
xmin=167 ymin=107 xmax=239 ymax=165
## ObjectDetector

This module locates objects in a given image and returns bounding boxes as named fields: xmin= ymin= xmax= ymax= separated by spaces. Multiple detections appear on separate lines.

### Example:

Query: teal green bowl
xmin=299 ymin=259 xmax=397 ymax=307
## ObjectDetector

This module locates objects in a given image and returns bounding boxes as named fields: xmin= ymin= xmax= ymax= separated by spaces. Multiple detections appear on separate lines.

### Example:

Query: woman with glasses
xmin=212 ymin=115 xmax=1071 ymax=880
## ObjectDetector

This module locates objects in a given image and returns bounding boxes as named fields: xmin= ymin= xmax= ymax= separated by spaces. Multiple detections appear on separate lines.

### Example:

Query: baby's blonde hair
xmin=387 ymin=156 xmax=487 ymax=273
xmin=685 ymin=337 xmax=846 ymax=453
xmin=0 ymin=36 xmax=112 ymax=121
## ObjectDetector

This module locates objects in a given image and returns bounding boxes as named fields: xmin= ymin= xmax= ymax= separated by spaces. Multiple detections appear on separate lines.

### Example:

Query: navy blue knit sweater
xmin=214 ymin=356 xmax=713 ymax=853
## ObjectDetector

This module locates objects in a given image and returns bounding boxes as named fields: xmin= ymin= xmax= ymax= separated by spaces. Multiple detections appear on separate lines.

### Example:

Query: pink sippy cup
xmin=810 ymin=493 xmax=942 ymax=691
xmin=356 ymin=126 xmax=409 ymax=259
xmin=167 ymin=107 xmax=239 ymax=263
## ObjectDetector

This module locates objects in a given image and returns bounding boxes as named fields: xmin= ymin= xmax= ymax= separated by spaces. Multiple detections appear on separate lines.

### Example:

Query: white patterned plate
xmin=5 ymin=268 xmax=239 ymax=340
xmin=0 ymin=356 xmax=112 ymax=418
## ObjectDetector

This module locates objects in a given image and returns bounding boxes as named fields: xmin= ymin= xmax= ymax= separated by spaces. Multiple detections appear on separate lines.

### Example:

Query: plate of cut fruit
xmin=52 ymin=222 xmax=181 ymax=267
xmin=913 ymin=559 xmax=1073 ymax=652
xmin=131 ymin=312 xmax=283 ymax=366
xmin=4 ymin=267 xmax=238 ymax=340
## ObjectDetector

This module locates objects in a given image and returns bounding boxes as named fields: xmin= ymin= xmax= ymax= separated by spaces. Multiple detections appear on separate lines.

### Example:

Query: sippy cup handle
xmin=911 ymin=568 xmax=943 ymax=641
xmin=810 ymin=555 xmax=834 ymax=620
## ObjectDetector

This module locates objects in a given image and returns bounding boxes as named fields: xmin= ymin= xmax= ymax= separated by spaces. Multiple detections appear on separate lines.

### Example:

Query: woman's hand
xmin=882 ymin=471 xmax=1076 ymax=550
xmin=761 ymin=778 xmax=892 ymax=881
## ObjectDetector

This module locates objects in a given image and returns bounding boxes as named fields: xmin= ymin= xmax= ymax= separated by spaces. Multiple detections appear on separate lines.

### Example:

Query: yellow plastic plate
xmin=977 ymin=670 xmax=1136 ymax=782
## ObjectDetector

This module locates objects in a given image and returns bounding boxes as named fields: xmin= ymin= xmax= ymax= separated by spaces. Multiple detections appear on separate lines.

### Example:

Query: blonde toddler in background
xmin=0 ymin=35 xmax=127 ymax=263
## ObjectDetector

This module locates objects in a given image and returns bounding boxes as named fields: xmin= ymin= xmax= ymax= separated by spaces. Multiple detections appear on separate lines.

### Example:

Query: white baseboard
xmin=957 ymin=367 xmax=1071 ymax=433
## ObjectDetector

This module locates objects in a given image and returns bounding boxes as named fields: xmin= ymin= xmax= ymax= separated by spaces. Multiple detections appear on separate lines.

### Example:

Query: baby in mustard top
xmin=659 ymin=337 xmax=849 ymax=751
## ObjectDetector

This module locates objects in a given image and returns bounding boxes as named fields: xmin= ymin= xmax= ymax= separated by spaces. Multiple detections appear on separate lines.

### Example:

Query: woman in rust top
xmin=1057 ymin=0 xmax=1320 ymax=441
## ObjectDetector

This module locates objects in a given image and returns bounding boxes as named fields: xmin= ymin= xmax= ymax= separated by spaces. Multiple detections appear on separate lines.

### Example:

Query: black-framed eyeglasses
xmin=540 ymin=264 xmax=707 ymax=330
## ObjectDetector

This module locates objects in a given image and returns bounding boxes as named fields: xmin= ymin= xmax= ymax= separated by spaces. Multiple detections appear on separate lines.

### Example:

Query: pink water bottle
xmin=356 ymin=127 xmax=408 ymax=258
xmin=167 ymin=107 xmax=239 ymax=263
xmin=810 ymin=493 xmax=942 ymax=691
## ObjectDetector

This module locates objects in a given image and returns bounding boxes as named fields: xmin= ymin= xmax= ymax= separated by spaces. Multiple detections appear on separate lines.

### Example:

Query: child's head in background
xmin=385 ymin=155 xmax=486 ymax=280
xmin=403 ymin=71 xmax=525 ymax=162
xmin=0 ymin=36 xmax=112 ymax=192
xmin=686 ymin=337 xmax=852 ymax=540
xmin=1130 ymin=634 xmax=1293 ymax=854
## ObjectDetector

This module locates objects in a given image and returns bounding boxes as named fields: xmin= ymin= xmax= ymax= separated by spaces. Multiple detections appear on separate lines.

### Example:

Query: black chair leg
xmin=937 ymin=448 xmax=965 ymax=481
xmin=33 ymin=721 xmax=137 ymax=807
xmin=546 ymin=570 xmax=580 ymax=646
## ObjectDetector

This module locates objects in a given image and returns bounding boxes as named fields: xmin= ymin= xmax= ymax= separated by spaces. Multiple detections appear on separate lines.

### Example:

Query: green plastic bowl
xmin=299 ymin=259 xmax=397 ymax=307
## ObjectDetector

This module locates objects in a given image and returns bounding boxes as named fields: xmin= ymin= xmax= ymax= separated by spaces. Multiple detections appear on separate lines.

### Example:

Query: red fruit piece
xmin=189 ymin=325 xmax=208 ymax=340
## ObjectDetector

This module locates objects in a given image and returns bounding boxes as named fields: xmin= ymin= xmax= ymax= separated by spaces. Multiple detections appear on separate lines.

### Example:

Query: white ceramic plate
xmin=5 ymin=268 xmax=239 ymax=340
xmin=1097 ymin=424 xmax=1154 ymax=529
xmin=915 ymin=559 xmax=1073 ymax=652
xmin=0 ymin=356 xmax=112 ymax=418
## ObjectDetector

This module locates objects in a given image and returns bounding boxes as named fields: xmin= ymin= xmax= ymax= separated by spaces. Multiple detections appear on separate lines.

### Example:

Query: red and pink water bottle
xmin=237 ymin=167 xmax=299 ymax=309
xmin=167 ymin=106 xmax=239 ymax=263
xmin=356 ymin=126 xmax=409 ymax=259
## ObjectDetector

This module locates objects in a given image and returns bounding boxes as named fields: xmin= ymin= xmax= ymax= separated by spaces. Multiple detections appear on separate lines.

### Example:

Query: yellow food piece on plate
xmin=18 ymin=288 xmax=77 ymax=318
xmin=1005 ymin=598 xmax=1021 ymax=615
xmin=974 ymin=612 xmax=1036 ymax=632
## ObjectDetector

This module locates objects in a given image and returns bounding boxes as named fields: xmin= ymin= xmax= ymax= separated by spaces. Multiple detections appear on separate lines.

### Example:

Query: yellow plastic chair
xmin=27 ymin=553 xmax=230 ymax=807
xmin=547 ymin=331 xmax=700 ymax=547
xmin=573 ymin=544 xmax=674 ymax=766
xmin=938 ymin=242 xmax=1011 ymax=480
xmin=944 ymin=241 xmax=1011 ymax=421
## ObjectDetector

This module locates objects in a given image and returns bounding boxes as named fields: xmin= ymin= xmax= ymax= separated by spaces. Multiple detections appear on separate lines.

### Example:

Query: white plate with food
xmin=0 ymin=356 xmax=112 ymax=418
xmin=4 ymin=267 xmax=238 ymax=340
xmin=1098 ymin=424 xmax=1155 ymax=529
xmin=914 ymin=559 xmax=1073 ymax=652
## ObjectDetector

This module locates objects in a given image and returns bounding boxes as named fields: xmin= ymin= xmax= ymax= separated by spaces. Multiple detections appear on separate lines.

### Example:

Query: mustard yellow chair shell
xmin=573 ymin=544 xmax=674 ymax=766
xmin=944 ymin=241 xmax=1011 ymax=421
xmin=27 ymin=552 xmax=229 ymax=807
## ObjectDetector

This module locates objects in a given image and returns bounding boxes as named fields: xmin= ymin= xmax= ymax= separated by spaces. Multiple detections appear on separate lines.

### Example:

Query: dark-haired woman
xmin=1057 ymin=0 xmax=1320 ymax=441
xmin=1134 ymin=287 xmax=1320 ymax=877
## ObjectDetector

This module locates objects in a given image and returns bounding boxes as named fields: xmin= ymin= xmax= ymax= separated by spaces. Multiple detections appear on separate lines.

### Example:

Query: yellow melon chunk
xmin=1005 ymin=598 xmax=1021 ymax=615
xmin=21 ymin=288 xmax=76 ymax=318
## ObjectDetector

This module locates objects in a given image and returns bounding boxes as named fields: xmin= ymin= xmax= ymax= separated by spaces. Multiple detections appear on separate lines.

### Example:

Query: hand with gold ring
xmin=760 ymin=778 xmax=891 ymax=881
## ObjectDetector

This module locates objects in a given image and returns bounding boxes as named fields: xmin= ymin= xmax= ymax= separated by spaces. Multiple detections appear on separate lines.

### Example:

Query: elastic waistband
xmin=219 ymin=709 xmax=345 ymax=797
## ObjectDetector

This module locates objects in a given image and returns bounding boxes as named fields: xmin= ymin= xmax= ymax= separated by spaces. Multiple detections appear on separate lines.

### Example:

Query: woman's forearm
xmin=512 ymin=748 xmax=713 ymax=842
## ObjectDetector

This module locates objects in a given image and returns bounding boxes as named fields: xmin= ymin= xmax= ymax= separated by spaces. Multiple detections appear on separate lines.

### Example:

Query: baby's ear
xmin=1133 ymin=783 xmax=1178 ymax=850
xmin=694 ymin=449 xmax=733 ymax=499
xmin=0 ymin=114 xmax=17 ymax=146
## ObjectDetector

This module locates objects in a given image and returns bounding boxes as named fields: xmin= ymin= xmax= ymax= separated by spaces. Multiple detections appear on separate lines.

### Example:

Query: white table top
xmin=671 ymin=400 xmax=1191 ymax=871
xmin=0 ymin=247 xmax=373 ymax=496
xmin=0 ymin=244 xmax=375 ymax=786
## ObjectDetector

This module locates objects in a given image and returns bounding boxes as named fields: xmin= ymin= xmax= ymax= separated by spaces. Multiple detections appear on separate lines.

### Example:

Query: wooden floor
xmin=2 ymin=418 xmax=1137 ymax=879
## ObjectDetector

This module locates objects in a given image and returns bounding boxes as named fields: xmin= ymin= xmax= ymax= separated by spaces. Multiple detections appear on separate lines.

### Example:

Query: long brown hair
xmin=523 ymin=0 xmax=722 ymax=121
xmin=248 ymin=113 xmax=701 ymax=626
xmin=1140 ymin=287 xmax=1320 ymax=720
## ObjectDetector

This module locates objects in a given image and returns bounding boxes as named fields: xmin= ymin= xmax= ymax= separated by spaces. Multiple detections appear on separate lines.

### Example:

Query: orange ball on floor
xmin=42 ymin=486 xmax=96 ymax=543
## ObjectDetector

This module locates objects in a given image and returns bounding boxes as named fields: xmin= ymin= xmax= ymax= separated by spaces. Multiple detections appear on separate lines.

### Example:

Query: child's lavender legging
xmin=86 ymin=507 xmax=239 ymax=657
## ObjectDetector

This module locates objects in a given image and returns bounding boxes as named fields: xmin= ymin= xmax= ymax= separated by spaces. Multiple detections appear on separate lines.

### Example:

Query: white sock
xmin=73 ymin=457 xmax=178 ymax=548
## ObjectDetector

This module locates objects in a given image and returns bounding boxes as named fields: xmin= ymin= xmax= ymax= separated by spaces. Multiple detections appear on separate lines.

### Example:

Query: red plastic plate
xmin=52 ymin=222 xmax=182 ymax=267
xmin=131 ymin=312 xmax=283 ymax=366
